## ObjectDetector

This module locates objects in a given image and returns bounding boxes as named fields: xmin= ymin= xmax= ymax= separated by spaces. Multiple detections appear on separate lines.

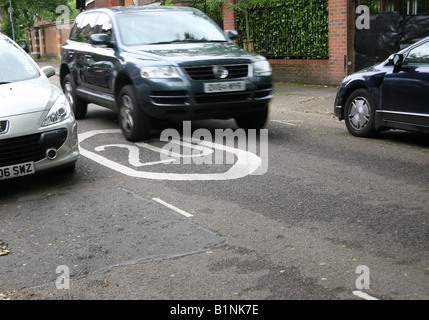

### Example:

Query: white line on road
xmin=152 ymin=198 xmax=194 ymax=218
xmin=270 ymin=120 xmax=299 ymax=126
xmin=352 ymin=290 xmax=379 ymax=300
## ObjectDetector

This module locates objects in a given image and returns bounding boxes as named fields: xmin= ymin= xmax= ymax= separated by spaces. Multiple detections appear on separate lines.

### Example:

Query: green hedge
xmin=235 ymin=0 xmax=329 ymax=59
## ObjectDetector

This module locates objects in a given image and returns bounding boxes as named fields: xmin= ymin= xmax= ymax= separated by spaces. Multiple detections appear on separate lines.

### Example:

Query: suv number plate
xmin=204 ymin=81 xmax=246 ymax=93
xmin=0 ymin=162 xmax=35 ymax=181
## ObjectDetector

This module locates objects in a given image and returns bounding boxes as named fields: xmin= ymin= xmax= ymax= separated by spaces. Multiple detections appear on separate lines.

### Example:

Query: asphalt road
xmin=0 ymin=67 xmax=428 ymax=302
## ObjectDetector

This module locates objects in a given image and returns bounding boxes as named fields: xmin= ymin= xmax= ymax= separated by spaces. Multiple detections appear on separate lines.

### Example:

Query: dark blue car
xmin=334 ymin=36 xmax=429 ymax=137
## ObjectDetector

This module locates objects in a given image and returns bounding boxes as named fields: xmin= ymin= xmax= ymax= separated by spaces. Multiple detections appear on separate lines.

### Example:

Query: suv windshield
xmin=0 ymin=39 xmax=39 ymax=84
xmin=116 ymin=10 xmax=227 ymax=46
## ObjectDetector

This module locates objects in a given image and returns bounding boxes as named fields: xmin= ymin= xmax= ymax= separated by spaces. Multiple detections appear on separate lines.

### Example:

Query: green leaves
xmin=193 ymin=0 xmax=226 ymax=21
xmin=235 ymin=0 xmax=329 ymax=59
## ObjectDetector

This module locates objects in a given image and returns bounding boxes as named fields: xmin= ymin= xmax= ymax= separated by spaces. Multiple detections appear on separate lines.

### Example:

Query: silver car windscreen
xmin=0 ymin=40 xmax=39 ymax=83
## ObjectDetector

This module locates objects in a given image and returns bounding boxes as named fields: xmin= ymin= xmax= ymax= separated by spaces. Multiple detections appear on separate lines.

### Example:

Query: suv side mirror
xmin=388 ymin=53 xmax=404 ymax=67
xmin=90 ymin=33 xmax=112 ymax=46
xmin=225 ymin=30 xmax=238 ymax=41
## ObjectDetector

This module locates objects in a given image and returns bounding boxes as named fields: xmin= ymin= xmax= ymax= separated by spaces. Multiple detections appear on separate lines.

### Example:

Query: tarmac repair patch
xmin=0 ymin=187 xmax=227 ymax=292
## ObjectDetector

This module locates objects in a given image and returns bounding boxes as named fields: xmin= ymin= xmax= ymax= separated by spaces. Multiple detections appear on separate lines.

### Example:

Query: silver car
xmin=0 ymin=33 xmax=79 ymax=181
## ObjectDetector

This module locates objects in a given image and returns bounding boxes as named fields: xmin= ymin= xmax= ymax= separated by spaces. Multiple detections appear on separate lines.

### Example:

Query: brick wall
xmin=223 ymin=0 xmax=355 ymax=86
xmin=87 ymin=0 xmax=118 ymax=9
xmin=29 ymin=21 xmax=74 ymax=60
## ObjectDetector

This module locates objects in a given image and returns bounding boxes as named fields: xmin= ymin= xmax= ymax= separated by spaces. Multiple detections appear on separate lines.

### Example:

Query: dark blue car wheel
xmin=344 ymin=88 xmax=378 ymax=138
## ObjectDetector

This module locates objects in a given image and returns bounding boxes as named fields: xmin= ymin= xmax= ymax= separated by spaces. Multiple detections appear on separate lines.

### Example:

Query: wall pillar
xmin=222 ymin=0 xmax=238 ymax=31
xmin=328 ymin=0 xmax=356 ymax=80
xmin=29 ymin=28 xmax=40 ymax=59
xmin=38 ymin=28 xmax=44 ymax=57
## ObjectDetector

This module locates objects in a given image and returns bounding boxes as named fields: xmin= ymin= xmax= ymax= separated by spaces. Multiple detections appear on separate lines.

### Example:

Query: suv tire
xmin=63 ymin=74 xmax=88 ymax=119
xmin=235 ymin=105 xmax=269 ymax=130
xmin=118 ymin=85 xmax=152 ymax=142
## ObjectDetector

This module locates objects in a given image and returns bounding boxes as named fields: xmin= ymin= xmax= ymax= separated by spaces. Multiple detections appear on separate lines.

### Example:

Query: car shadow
xmin=0 ymin=167 xmax=78 ymax=204
xmin=377 ymin=130 xmax=429 ymax=148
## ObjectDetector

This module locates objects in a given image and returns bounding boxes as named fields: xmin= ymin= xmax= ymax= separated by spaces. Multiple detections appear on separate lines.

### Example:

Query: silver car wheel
xmin=348 ymin=97 xmax=370 ymax=130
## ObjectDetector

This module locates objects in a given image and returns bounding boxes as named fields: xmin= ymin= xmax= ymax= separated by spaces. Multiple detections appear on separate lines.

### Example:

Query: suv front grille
xmin=184 ymin=64 xmax=249 ymax=81
xmin=0 ymin=133 xmax=45 ymax=167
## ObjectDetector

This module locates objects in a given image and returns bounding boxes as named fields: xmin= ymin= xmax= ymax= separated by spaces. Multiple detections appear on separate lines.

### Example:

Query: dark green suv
xmin=60 ymin=6 xmax=272 ymax=141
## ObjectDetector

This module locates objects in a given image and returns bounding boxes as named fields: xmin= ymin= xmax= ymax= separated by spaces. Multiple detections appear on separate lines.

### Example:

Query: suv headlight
xmin=253 ymin=60 xmax=272 ymax=75
xmin=140 ymin=66 xmax=180 ymax=79
xmin=42 ymin=94 xmax=71 ymax=127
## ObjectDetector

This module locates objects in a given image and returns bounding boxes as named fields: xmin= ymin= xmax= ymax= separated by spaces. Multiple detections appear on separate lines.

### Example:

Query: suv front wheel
xmin=235 ymin=105 xmax=269 ymax=130
xmin=118 ymin=85 xmax=153 ymax=142
xmin=63 ymin=74 xmax=88 ymax=119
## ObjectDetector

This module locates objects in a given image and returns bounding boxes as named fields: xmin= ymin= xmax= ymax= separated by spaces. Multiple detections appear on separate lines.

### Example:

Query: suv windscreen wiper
xmin=0 ymin=81 xmax=11 ymax=85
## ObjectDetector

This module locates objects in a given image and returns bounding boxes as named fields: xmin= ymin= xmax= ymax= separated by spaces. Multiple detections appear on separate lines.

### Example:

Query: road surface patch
xmin=0 ymin=187 xmax=226 ymax=291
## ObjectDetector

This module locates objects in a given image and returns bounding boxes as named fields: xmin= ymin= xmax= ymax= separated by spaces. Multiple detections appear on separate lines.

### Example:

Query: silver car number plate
xmin=0 ymin=161 xmax=35 ymax=181
xmin=204 ymin=81 xmax=246 ymax=93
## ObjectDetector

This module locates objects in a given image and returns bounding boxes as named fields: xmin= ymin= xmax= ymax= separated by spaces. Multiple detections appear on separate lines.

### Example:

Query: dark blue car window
xmin=70 ymin=12 xmax=98 ymax=43
xmin=404 ymin=41 xmax=429 ymax=66
xmin=94 ymin=13 xmax=113 ymax=41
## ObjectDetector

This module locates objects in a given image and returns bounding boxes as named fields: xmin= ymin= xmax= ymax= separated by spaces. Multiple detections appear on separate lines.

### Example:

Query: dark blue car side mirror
xmin=389 ymin=53 xmax=404 ymax=67
xmin=90 ymin=33 xmax=112 ymax=47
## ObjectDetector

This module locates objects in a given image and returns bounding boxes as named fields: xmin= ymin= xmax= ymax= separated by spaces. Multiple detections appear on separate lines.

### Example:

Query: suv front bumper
xmin=134 ymin=77 xmax=272 ymax=120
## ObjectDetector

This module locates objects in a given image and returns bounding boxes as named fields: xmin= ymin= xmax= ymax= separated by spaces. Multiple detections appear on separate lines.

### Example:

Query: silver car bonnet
xmin=0 ymin=75 xmax=60 ymax=117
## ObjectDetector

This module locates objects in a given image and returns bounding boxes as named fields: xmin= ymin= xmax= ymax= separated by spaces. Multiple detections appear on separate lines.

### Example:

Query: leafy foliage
xmin=235 ymin=0 xmax=329 ymax=59
xmin=0 ymin=0 xmax=80 ymax=39
xmin=359 ymin=0 xmax=381 ymax=13
xmin=193 ymin=0 xmax=226 ymax=21
xmin=160 ymin=0 xmax=174 ymax=5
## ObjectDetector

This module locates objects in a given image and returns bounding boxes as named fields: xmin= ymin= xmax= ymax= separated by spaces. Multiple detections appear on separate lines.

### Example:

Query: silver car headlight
xmin=253 ymin=60 xmax=272 ymax=75
xmin=140 ymin=66 xmax=180 ymax=79
xmin=42 ymin=94 xmax=71 ymax=127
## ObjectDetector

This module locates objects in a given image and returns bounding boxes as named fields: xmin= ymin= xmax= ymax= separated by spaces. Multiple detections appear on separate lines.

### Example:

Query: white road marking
xmin=152 ymin=198 xmax=194 ymax=218
xmin=270 ymin=120 xmax=299 ymax=126
xmin=95 ymin=144 xmax=177 ymax=167
xmin=78 ymin=129 xmax=262 ymax=181
xmin=352 ymin=290 xmax=379 ymax=300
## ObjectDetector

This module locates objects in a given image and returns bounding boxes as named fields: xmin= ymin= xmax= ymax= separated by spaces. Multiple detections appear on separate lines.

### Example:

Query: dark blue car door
xmin=84 ymin=13 xmax=116 ymax=94
xmin=67 ymin=12 xmax=98 ymax=90
xmin=380 ymin=41 xmax=429 ymax=127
